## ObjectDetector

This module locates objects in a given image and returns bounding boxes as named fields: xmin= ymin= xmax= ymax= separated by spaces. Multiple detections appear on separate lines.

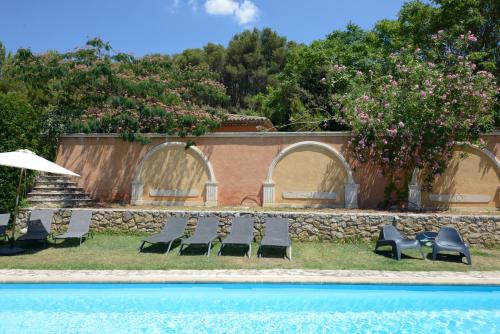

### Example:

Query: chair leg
xmin=207 ymin=241 xmax=212 ymax=257
xmin=464 ymin=251 xmax=472 ymax=265
xmin=218 ymin=244 xmax=223 ymax=256
xmin=394 ymin=245 xmax=402 ymax=260
xmin=418 ymin=247 xmax=426 ymax=260
xmin=165 ymin=240 xmax=173 ymax=255
xmin=178 ymin=244 xmax=184 ymax=255
xmin=432 ymin=247 xmax=438 ymax=261
xmin=137 ymin=241 xmax=145 ymax=254
xmin=247 ymin=244 xmax=251 ymax=258
xmin=288 ymin=246 xmax=292 ymax=261
xmin=79 ymin=237 xmax=82 ymax=246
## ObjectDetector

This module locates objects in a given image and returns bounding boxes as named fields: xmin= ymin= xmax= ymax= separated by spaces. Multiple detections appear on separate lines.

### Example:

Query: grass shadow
xmin=179 ymin=244 xmax=213 ymax=256
xmin=140 ymin=240 xmax=183 ymax=254
xmin=218 ymin=244 xmax=250 ymax=257
xmin=374 ymin=247 xmax=427 ymax=260
xmin=426 ymin=252 xmax=466 ymax=264
xmin=13 ymin=240 xmax=52 ymax=255
xmin=373 ymin=249 xmax=395 ymax=259
xmin=53 ymin=238 xmax=90 ymax=249
xmin=258 ymin=246 xmax=287 ymax=259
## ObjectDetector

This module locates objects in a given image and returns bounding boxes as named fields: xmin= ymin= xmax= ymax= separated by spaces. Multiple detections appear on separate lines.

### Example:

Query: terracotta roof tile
xmin=225 ymin=114 xmax=269 ymax=122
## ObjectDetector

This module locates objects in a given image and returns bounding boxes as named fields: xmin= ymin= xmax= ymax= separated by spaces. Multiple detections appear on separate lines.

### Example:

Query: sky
xmin=1 ymin=0 xmax=407 ymax=56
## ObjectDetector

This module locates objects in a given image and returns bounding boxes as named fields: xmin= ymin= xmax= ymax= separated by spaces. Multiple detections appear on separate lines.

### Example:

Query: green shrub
xmin=0 ymin=92 xmax=41 ymax=213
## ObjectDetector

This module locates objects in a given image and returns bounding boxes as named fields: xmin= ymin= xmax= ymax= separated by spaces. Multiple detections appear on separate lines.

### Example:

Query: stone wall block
xmin=14 ymin=209 xmax=500 ymax=246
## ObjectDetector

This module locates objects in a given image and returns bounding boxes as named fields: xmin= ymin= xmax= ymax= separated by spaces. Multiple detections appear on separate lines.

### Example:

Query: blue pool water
xmin=0 ymin=284 xmax=498 ymax=334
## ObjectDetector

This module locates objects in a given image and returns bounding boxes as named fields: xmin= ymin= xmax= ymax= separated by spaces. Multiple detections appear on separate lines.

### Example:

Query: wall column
xmin=344 ymin=183 xmax=359 ymax=209
xmin=408 ymin=169 xmax=421 ymax=210
xmin=131 ymin=180 xmax=143 ymax=205
xmin=205 ymin=182 xmax=218 ymax=207
xmin=408 ymin=184 xmax=422 ymax=210
xmin=262 ymin=182 xmax=275 ymax=207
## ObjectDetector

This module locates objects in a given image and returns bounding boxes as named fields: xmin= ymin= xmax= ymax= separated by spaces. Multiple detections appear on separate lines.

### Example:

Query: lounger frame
xmin=53 ymin=210 xmax=93 ymax=246
xmin=0 ymin=214 xmax=9 ymax=241
xmin=17 ymin=209 xmax=54 ymax=244
xmin=178 ymin=217 xmax=220 ymax=257
xmin=218 ymin=217 xmax=255 ymax=258
xmin=138 ymin=217 xmax=188 ymax=255
xmin=257 ymin=218 xmax=292 ymax=260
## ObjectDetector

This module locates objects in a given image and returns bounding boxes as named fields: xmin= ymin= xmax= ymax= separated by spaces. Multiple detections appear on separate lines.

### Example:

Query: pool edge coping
xmin=0 ymin=270 xmax=499 ymax=285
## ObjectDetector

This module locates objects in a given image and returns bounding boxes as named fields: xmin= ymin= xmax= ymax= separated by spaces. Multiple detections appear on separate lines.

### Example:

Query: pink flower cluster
xmin=460 ymin=31 xmax=478 ymax=42
xmin=387 ymin=128 xmax=398 ymax=137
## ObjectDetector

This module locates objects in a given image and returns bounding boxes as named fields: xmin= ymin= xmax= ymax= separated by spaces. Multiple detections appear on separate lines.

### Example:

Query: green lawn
xmin=0 ymin=233 xmax=498 ymax=271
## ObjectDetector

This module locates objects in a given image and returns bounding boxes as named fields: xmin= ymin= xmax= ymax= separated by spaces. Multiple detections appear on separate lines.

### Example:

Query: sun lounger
xmin=432 ymin=227 xmax=472 ymax=265
xmin=218 ymin=217 xmax=254 ymax=257
xmin=0 ymin=214 xmax=9 ymax=241
xmin=375 ymin=224 xmax=425 ymax=260
xmin=258 ymin=218 xmax=292 ymax=260
xmin=138 ymin=217 xmax=188 ymax=255
xmin=53 ymin=210 xmax=93 ymax=246
xmin=17 ymin=209 xmax=54 ymax=242
xmin=179 ymin=217 xmax=220 ymax=257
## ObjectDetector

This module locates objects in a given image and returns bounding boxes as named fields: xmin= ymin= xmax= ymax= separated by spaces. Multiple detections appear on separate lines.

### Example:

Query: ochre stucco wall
xmin=421 ymin=146 xmax=500 ymax=209
xmin=55 ymin=133 xmax=500 ymax=209
xmin=139 ymin=146 xmax=209 ymax=205
xmin=273 ymin=147 xmax=347 ymax=207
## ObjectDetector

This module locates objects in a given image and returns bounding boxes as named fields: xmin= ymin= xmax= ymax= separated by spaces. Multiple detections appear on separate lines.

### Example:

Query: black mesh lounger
xmin=218 ymin=217 xmax=254 ymax=258
xmin=17 ymin=209 xmax=54 ymax=242
xmin=179 ymin=217 xmax=220 ymax=257
xmin=258 ymin=218 xmax=292 ymax=260
xmin=53 ymin=210 xmax=93 ymax=246
xmin=432 ymin=227 xmax=472 ymax=265
xmin=374 ymin=224 xmax=425 ymax=260
xmin=0 ymin=214 xmax=9 ymax=241
xmin=138 ymin=217 xmax=188 ymax=255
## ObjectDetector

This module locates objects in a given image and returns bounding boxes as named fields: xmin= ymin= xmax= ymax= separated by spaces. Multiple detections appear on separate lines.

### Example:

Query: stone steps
xmin=27 ymin=173 xmax=94 ymax=208
xmin=28 ymin=193 xmax=91 ymax=200
xmin=34 ymin=181 xmax=78 ymax=187
xmin=27 ymin=198 xmax=94 ymax=208
xmin=31 ymin=186 xmax=86 ymax=193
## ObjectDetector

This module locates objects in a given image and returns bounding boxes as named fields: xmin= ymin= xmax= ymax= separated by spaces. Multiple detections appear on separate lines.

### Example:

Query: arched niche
xmin=131 ymin=142 xmax=217 ymax=206
xmin=263 ymin=141 xmax=358 ymax=208
xmin=408 ymin=144 xmax=500 ymax=210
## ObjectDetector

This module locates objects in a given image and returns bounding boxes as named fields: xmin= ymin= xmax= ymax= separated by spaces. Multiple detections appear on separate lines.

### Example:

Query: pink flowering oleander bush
xmin=335 ymin=32 xmax=498 ymax=206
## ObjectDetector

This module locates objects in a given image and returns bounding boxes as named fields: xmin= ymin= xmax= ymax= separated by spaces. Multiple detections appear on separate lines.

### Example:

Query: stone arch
xmin=131 ymin=142 xmax=217 ymax=206
xmin=408 ymin=144 xmax=500 ymax=210
xmin=263 ymin=141 xmax=358 ymax=208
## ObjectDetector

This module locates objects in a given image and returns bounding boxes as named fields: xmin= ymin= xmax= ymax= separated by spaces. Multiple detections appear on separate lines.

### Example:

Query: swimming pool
xmin=0 ymin=284 xmax=498 ymax=333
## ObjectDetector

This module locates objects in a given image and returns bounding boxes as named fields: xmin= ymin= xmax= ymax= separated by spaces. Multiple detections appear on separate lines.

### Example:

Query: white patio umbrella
xmin=0 ymin=149 xmax=79 ymax=255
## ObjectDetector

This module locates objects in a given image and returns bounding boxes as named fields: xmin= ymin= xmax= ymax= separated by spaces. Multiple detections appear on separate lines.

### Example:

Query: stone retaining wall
xmin=17 ymin=209 xmax=500 ymax=246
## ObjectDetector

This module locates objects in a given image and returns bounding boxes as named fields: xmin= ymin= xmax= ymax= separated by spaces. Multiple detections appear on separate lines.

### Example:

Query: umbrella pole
xmin=9 ymin=168 xmax=25 ymax=247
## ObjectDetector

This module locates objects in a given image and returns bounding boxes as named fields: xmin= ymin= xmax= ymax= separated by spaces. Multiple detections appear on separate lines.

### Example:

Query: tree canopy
xmin=2 ymin=39 xmax=228 ymax=149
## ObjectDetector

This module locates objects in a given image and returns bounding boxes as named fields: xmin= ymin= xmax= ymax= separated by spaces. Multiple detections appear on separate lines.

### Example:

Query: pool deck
xmin=0 ymin=269 xmax=499 ymax=285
